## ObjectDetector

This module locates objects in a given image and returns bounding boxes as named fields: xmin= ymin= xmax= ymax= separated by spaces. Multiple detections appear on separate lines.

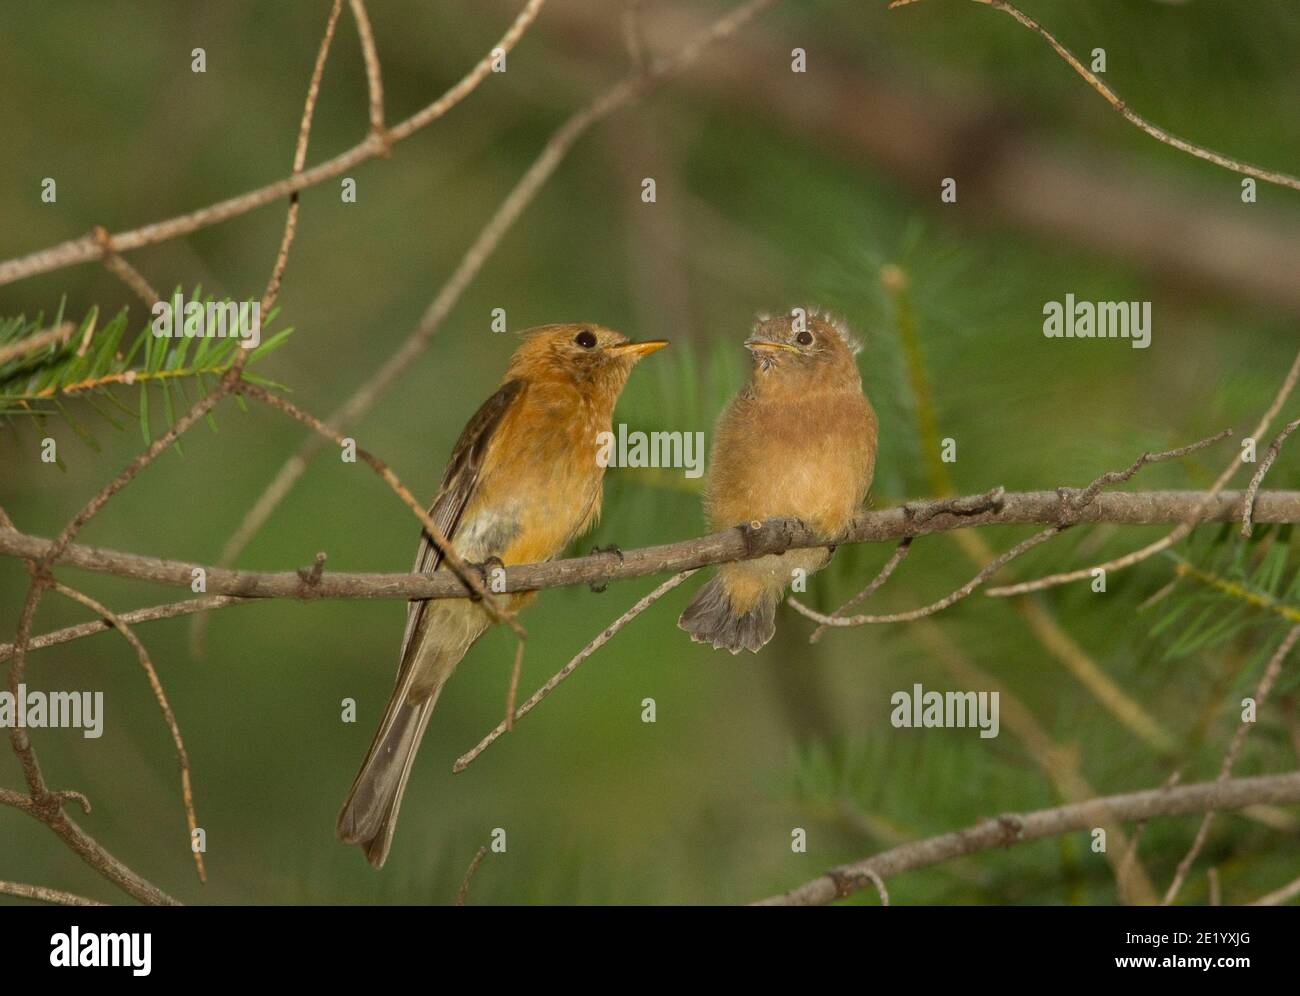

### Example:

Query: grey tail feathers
xmin=677 ymin=573 xmax=777 ymax=654
xmin=336 ymin=686 xmax=442 ymax=869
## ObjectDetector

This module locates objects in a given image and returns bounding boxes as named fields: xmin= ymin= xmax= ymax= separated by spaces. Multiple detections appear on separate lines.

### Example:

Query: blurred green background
xmin=2 ymin=0 xmax=1299 ymax=905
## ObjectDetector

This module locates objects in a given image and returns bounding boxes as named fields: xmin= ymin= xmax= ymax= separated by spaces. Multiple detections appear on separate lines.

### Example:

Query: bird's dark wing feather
xmin=396 ymin=378 xmax=525 ymax=677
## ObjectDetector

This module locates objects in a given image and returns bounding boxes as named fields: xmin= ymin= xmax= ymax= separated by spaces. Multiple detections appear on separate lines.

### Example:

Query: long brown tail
xmin=678 ymin=572 xmax=777 ymax=654
xmin=336 ymin=684 xmax=443 ymax=869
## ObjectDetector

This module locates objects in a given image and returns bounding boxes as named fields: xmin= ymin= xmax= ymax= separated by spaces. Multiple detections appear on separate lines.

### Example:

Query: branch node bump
xmin=997 ymin=813 xmax=1026 ymax=843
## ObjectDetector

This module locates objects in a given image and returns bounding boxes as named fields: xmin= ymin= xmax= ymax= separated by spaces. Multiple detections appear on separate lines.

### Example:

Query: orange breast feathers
xmin=704 ymin=389 xmax=877 ymax=538
xmin=465 ymin=379 xmax=609 ymax=567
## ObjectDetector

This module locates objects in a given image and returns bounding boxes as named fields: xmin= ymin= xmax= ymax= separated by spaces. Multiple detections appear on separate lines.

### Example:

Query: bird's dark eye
xmin=574 ymin=329 xmax=597 ymax=348
xmin=795 ymin=330 xmax=814 ymax=346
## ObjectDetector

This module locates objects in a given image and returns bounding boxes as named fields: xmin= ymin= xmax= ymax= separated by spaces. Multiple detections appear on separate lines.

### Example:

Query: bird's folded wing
xmin=392 ymin=377 xmax=525 ymax=687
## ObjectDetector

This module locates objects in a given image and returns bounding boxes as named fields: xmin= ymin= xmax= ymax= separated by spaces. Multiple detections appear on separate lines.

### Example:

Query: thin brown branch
xmin=504 ymin=639 xmax=526 ymax=732
xmin=891 ymin=0 xmax=1300 ymax=191
xmin=39 ymin=812 xmax=181 ymax=906
xmin=861 ymin=868 xmax=890 ymax=906
xmin=0 ymin=0 xmax=550 ymax=287
xmin=1065 ymin=429 xmax=1233 ymax=512
xmin=1162 ymin=624 xmax=1300 ymax=905
xmin=91 ymin=226 xmax=159 ymax=309
xmin=754 ymin=770 xmax=1300 ymax=906
xmin=0 ymin=788 xmax=180 ymax=906
xmin=49 ymin=583 xmax=207 ymax=884
xmin=0 ymin=880 xmax=107 ymax=906
xmin=453 ymin=569 xmax=696 ymax=773
xmin=387 ymin=0 xmax=548 ymax=143
xmin=1242 ymin=417 xmax=1300 ymax=538
xmin=347 ymin=0 xmax=385 ymax=136
xmin=3 ymin=491 xmax=1300 ymax=605
xmin=259 ymin=0 xmax=344 ymax=321
xmin=808 ymin=537 xmax=912 ymax=643
xmin=455 ymin=845 xmax=488 ymax=906
xmin=990 ymin=348 xmax=1300 ymax=596
xmin=0 ymin=595 xmax=251 ymax=663
xmin=789 ymin=526 xmax=1061 ymax=627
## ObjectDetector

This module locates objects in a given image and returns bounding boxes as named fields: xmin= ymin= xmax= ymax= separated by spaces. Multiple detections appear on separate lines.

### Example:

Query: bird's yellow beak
xmin=610 ymin=339 xmax=669 ymax=358
xmin=744 ymin=338 xmax=798 ymax=353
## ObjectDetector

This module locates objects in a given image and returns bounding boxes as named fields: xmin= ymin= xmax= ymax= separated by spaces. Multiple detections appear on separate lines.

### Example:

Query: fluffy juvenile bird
xmin=678 ymin=311 xmax=877 ymax=653
xmin=338 ymin=324 xmax=667 ymax=867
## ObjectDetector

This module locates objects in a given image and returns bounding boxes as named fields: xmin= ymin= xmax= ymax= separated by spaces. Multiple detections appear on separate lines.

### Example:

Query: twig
xmin=989 ymin=349 xmax=1300 ymax=597
xmin=1162 ymin=624 xmax=1300 ymax=905
xmin=860 ymin=868 xmax=890 ymax=906
xmin=504 ymin=640 xmax=526 ymax=732
xmin=387 ymin=0 xmax=548 ymax=143
xmin=789 ymin=526 xmax=1062 ymax=627
xmin=0 ymin=789 xmax=180 ymax=906
xmin=0 ymin=0 xmax=552 ymax=287
xmin=808 ymin=538 xmax=912 ymax=643
xmin=347 ymin=0 xmax=385 ymax=136
xmin=455 ymin=845 xmax=488 ymax=905
xmin=0 ymin=881 xmax=107 ymax=906
xmin=0 ymin=595 xmax=252 ymax=663
xmin=891 ymin=0 xmax=1300 ymax=192
xmin=1064 ymin=429 xmax=1233 ymax=513
xmin=260 ymin=0 xmax=344 ymax=319
xmin=49 ymin=583 xmax=206 ymax=884
xmin=1242 ymin=417 xmax=1300 ymax=538
xmin=453 ymin=569 xmax=696 ymax=772
xmin=91 ymin=226 xmax=159 ymax=309
xmin=754 ymin=770 xmax=1300 ymax=906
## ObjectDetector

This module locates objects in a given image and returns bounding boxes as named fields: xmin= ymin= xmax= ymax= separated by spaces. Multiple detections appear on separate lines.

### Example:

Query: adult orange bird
xmin=678 ymin=311 xmax=877 ymax=653
xmin=338 ymin=324 xmax=667 ymax=867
